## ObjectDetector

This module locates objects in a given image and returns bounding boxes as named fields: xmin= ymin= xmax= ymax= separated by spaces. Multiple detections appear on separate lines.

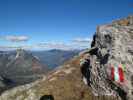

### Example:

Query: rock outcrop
xmin=0 ymin=16 xmax=132 ymax=100
xmin=81 ymin=15 xmax=133 ymax=100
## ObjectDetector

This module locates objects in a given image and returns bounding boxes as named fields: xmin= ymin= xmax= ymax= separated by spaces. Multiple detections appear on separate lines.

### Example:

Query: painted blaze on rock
xmin=111 ymin=64 xmax=124 ymax=83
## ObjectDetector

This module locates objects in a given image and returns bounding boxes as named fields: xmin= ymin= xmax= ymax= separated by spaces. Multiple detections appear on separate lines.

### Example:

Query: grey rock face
xmin=81 ymin=16 xmax=133 ymax=100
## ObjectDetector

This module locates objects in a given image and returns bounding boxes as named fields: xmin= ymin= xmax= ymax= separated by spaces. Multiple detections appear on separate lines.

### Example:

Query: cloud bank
xmin=72 ymin=38 xmax=92 ymax=43
xmin=0 ymin=35 xmax=29 ymax=42
xmin=5 ymin=35 xmax=29 ymax=42
xmin=0 ymin=36 xmax=92 ymax=50
xmin=35 ymin=37 xmax=92 ymax=50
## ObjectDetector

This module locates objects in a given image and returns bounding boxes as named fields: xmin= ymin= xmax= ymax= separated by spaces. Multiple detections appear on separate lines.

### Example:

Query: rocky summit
xmin=0 ymin=16 xmax=132 ymax=100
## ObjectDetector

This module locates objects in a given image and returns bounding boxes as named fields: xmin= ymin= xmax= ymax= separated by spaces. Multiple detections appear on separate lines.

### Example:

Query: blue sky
xmin=0 ymin=0 xmax=132 ymax=50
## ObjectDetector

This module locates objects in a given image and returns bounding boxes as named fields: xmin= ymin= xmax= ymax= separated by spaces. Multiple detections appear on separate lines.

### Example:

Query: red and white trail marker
xmin=111 ymin=64 xmax=124 ymax=83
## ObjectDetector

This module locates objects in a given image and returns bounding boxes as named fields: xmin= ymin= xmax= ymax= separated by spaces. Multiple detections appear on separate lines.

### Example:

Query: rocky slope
xmin=0 ymin=53 xmax=116 ymax=100
xmin=0 ymin=16 xmax=132 ymax=100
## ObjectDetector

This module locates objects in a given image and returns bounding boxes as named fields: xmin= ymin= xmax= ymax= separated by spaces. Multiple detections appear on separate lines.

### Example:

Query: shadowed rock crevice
xmin=100 ymin=53 xmax=110 ymax=65
xmin=107 ymin=79 xmax=127 ymax=100
xmin=40 ymin=95 xmax=54 ymax=100
xmin=91 ymin=34 xmax=97 ymax=47
xmin=80 ymin=59 xmax=91 ymax=86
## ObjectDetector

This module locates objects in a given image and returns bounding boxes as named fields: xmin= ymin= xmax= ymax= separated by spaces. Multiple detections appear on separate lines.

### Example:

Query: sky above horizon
xmin=0 ymin=0 xmax=132 ymax=50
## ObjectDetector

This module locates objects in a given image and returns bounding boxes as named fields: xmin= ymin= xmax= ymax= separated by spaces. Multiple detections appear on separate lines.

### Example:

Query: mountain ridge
xmin=0 ymin=49 xmax=48 ymax=94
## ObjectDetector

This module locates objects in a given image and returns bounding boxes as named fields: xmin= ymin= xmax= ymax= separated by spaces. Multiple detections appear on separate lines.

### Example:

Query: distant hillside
xmin=32 ymin=49 xmax=80 ymax=69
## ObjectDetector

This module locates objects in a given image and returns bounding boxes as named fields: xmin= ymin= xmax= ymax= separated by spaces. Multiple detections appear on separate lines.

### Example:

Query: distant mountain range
xmin=31 ymin=49 xmax=81 ymax=69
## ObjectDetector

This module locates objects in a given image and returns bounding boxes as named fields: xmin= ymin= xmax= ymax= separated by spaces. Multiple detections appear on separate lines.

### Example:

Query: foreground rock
xmin=81 ymin=15 xmax=133 ymax=100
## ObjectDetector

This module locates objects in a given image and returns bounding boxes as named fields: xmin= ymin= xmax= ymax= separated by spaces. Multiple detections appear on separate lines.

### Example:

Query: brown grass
xmin=31 ymin=55 xmax=118 ymax=100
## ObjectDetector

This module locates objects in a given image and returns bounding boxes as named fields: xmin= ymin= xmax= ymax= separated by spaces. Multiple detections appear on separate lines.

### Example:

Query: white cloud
xmin=36 ymin=42 xmax=75 ymax=50
xmin=0 ymin=46 xmax=18 ymax=51
xmin=5 ymin=35 xmax=29 ymax=42
xmin=0 ymin=36 xmax=92 ymax=50
xmin=0 ymin=42 xmax=89 ymax=51
xmin=36 ymin=39 xmax=91 ymax=50
xmin=73 ymin=37 xmax=92 ymax=43
xmin=71 ymin=37 xmax=92 ymax=49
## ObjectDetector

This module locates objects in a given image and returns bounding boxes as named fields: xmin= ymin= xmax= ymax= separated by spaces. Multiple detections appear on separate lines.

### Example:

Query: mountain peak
xmin=15 ymin=48 xmax=25 ymax=58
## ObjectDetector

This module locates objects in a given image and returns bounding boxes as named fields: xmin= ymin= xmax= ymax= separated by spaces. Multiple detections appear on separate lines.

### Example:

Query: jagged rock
xmin=112 ymin=15 xmax=133 ymax=26
xmin=81 ymin=15 xmax=133 ymax=100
